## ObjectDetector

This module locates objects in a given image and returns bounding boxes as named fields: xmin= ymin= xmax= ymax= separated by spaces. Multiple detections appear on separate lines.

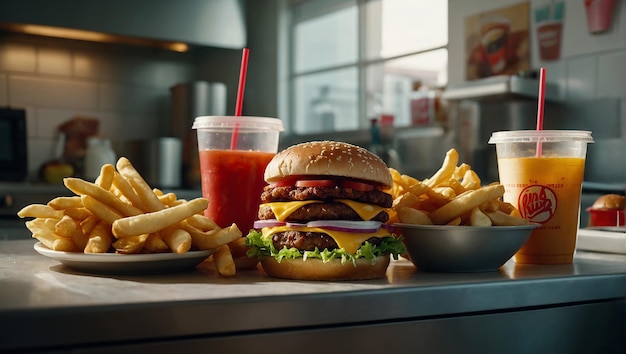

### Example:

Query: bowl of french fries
xmin=388 ymin=149 xmax=539 ymax=272
xmin=18 ymin=157 xmax=242 ymax=276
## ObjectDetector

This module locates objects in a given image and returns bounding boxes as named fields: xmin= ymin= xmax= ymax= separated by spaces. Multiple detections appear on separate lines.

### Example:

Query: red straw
xmin=230 ymin=47 xmax=250 ymax=150
xmin=535 ymin=67 xmax=546 ymax=157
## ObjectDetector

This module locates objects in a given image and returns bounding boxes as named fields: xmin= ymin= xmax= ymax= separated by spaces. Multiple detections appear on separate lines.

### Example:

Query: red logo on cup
xmin=518 ymin=185 xmax=557 ymax=223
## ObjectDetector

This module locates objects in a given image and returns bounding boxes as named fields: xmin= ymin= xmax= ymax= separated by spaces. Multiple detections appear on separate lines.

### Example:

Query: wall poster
xmin=464 ymin=2 xmax=530 ymax=80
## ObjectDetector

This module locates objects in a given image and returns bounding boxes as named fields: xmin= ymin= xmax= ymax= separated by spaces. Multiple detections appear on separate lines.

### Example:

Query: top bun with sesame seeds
xmin=264 ymin=141 xmax=393 ymax=188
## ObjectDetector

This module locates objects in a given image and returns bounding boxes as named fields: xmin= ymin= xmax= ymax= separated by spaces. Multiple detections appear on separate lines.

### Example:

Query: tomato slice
xmin=339 ymin=180 xmax=374 ymax=192
xmin=295 ymin=179 xmax=337 ymax=187
xmin=271 ymin=179 xmax=293 ymax=187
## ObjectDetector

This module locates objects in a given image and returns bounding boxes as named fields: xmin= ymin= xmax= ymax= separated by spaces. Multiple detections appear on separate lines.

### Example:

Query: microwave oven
xmin=0 ymin=108 xmax=27 ymax=181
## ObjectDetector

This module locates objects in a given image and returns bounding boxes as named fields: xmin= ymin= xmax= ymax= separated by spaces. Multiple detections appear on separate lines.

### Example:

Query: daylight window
xmin=287 ymin=0 xmax=448 ymax=134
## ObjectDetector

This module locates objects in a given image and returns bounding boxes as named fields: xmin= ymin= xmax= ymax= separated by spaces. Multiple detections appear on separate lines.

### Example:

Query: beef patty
xmin=271 ymin=230 xmax=383 ymax=251
xmin=261 ymin=185 xmax=392 ymax=208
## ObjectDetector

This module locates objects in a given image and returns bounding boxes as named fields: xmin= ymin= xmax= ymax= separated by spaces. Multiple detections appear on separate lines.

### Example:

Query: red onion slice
xmin=306 ymin=220 xmax=382 ymax=233
xmin=253 ymin=219 xmax=286 ymax=229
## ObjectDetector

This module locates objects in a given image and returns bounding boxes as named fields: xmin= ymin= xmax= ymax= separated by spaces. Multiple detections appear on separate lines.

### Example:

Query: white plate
xmin=34 ymin=242 xmax=214 ymax=275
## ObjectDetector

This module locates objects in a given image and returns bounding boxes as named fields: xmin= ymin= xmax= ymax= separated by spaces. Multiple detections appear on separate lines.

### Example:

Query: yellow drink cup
xmin=489 ymin=130 xmax=593 ymax=264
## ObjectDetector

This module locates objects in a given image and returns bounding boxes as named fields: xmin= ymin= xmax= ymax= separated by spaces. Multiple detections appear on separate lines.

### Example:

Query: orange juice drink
xmin=489 ymin=130 xmax=593 ymax=264
xmin=497 ymin=157 xmax=585 ymax=264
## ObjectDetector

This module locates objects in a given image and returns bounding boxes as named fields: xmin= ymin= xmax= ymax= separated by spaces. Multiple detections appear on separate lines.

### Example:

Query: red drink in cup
xmin=193 ymin=115 xmax=284 ymax=236
xmin=198 ymin=149 xmax=275 ymax=232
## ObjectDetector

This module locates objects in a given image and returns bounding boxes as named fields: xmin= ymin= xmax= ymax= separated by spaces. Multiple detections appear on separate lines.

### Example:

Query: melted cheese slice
xmin=334 ymin=199 xmax=384 ymax=221
xmin=261 ymin=226 xmax=391 ymax=254
xmin=261 ymin=199 xmax=384 ymax=222
xmin=260 ymin=200 xmax=322 ymax=221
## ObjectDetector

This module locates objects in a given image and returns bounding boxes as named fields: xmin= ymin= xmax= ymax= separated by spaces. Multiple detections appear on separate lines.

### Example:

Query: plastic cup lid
xmin=192 ymin=116 xmax=284 ymax=131
xmin=488 ymin=130 xmax=593 ymax=144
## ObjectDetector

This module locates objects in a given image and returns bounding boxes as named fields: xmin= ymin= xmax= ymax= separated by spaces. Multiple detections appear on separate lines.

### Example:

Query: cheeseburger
xmin=245 ymin=141 xmax=406 ymax=280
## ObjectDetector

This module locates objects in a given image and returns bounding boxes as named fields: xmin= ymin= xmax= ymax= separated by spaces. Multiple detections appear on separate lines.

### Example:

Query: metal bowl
xmin=394 ymin=223 xmax=539 ymax=272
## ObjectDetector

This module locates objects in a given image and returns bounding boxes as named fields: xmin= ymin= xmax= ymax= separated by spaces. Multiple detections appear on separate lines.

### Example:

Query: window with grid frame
xmin=286 ymin=0 xmax=448 ymax=135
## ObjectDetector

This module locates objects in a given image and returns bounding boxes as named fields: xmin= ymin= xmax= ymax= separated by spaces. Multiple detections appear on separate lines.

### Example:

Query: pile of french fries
xmin=388 ymin=148 xmax=529 ymax=227
xmin=18 ymin=157 xmax=241 ymax=276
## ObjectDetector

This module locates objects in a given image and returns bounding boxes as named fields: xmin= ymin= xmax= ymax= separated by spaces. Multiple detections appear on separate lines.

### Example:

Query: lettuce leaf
xmin=245 ymin=230 xmax=406 ymax=266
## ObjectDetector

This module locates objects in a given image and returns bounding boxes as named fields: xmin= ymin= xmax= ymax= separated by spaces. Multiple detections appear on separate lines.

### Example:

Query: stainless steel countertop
xmin=1 ymin=239 xmax=626 ymax=351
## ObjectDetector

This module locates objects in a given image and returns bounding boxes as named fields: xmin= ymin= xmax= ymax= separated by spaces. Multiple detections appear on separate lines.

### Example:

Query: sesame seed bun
xmin=264 ymin=141 xmax=393 ymax=187
xmin=590 ymin=194 xmax=625 ymax=211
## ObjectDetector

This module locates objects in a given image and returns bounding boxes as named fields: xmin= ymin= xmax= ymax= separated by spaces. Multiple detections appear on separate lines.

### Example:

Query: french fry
xmin=113 ymin=234 xmax=148 ymax=254
xmin=429 ymin=184 xmax=505 ymax=225
xmin=96 ymin=164 xmax=115 ymax=190
xmin=63 ymin=207 xmax=92 ymax=220
xmin=392 ymin=192 xmax=418 ymax=211
xmin=470 ymin=207 xmax=492 ymax=227
xmin=186 ymin=214 xmax=220 ymax=231
xmin=161 ymin=226 xmax=192 ymax=254
xmin=112 ymin=171 xmax=146 ymax=211
xmin=81 ymin=195 xmax=123 ymax=225
xmin=71 ymin=227 xmax=89 ymax=251
xmin=32 ymin=230 xmax=57 ymax=249
xmin=64 ymin=178 xmax=142 ymax=217
xmin=80 ymin=214 xmax=99 ymax=235
xmin=157 ymin=192 xmax=177 ymax=206
xmin=403 ymin=178 xmax=429 ymax=196
xmin=84 ymin=221 xmax=113 ymax=253
xmin=433 ymin=186 xmax=456 ymax=200
xmin=55 ymin=215 xmax=78 ymax=238
xmin=18 ymin=204 xmax=63 ymax=219
xmin=25 ymin=218 xmax=57 ymax=235
xmin=479 ymin=199 xmax=500 ymax=213
xmin=52 ymin=238 xmax=77 ymax=252
xmin=112 ymin=198 xmax=208 ymax=238
xmin=446 ymin=217 xmax=462 ymax=226
xmin=48 ymin=196 xmax=83 ymax=210
xmin=447 ymin=178 xmax=467 ymax=195
xmin=453 ymin=163 xmax=471 ymax=180
xmin=116 ymin=157 xmax=164 ymax=212
xmin=143 ymin=233 xmax=169 ymax=253
xmin=187 ymin=223 xmax=242 ymax=250
xmin=213 ymin=244 xmax=236 ymax=277
xmin=424 ymin=148 xmax=459 ymax=188
xmin=497 ymin=201 xmax=517 ymax=215
xmin=485 ymin=210 xmax=531 ymax=226
xmin=398 ymin=207 xmax=432 ymax=225
xmin=460 ymin=169 xmax=481 ymax=190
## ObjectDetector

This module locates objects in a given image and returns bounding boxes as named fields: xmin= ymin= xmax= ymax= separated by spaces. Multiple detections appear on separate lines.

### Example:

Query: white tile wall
xmin=37 ymin=46 xmax=73 ymax=76
xmin=0 ymin=35 xmax=197 ymax=180
xmin=566 ymin=56 xmax=597 ymax=101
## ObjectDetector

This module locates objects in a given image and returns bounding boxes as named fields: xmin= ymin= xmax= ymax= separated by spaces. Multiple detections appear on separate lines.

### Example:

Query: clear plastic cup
xmin=192 ymin=116 xmax=284 ymax=234
xmin=488 ymin=130 xmax=593 ymax=264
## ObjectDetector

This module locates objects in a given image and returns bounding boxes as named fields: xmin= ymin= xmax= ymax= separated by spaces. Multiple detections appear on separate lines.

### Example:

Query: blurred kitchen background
xmin=1 ymin=0 xmax=625 ymax=237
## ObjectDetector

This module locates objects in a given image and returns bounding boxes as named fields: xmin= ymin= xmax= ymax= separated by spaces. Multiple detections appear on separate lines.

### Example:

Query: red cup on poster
xmin=585 ymin=0 xmax=615 ymax=34
xmin=480 ymin=17 xmax=510 ymax=75
xmin=536 ymin=21 xmax=563 ymax=61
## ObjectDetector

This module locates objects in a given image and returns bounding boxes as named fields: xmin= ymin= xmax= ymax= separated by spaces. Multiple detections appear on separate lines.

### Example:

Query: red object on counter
xmin=199 ymin=149 xmax=275 ymax=232
xmin=586 ymin=208 xmax=625 ymax=227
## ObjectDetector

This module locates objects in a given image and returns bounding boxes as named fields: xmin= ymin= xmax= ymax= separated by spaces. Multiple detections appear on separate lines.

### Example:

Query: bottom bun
xmin=260 ymin=255 xmax=391 ymax=281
